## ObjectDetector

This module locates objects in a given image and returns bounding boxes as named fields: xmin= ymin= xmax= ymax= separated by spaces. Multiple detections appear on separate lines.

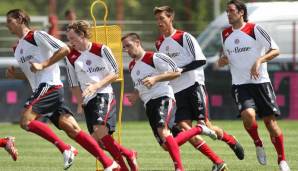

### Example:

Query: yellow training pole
xmin=90 ymin=0 xmax=124 ymax=170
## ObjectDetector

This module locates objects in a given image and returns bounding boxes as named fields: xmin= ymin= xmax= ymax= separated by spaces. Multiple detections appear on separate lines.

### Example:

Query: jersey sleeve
xmin=34 ymin=31 xmax=67 ymax=52
xmin=64 ymin=58 xmax=79 ymax=87
xmin=153 ymin=53 xmax=179 ymax=72
xmin=254 ymin=24 xmax=279 ymax=52
xmin=101 ymin=45 xmax=119 ymax=74
xmin=183 ymin=32 xmax=206 ymax=61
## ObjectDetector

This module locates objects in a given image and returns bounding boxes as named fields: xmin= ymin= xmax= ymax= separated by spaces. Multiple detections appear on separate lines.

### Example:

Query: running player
xmin=6 ymin=9 xmax=120 ymax=171
xmin=31 ymin=20 xmax=139 ymax=171
xmin=122 ymin=32 xmax=217 ymax=171
xmin=217 ymin=1 xmax=290 ymax=171
xmin=0 ymin=136 xmax=18 ymax=161
xmin=154 ymin=6 xmax=245 ymax=171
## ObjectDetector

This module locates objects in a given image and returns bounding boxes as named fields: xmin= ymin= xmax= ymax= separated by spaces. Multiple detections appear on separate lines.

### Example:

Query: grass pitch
xmin=0 ymin=120 xmax=297 ymax=171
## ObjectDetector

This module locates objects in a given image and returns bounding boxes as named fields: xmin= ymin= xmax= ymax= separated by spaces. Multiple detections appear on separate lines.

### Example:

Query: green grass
xmin=0 ymin=120 xmax=297 ymax=171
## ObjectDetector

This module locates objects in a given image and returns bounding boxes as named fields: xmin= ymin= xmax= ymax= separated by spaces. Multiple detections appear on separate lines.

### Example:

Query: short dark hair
xmin=121 ymin=32 xmax=141 ymax=42
xmin=153 ymin=6 xmax=175 ymax=18
xmin=64 ymin=9 xmax=75 ymax=17
xmin=6 ymin=9 xmax=30 ymax=27
xmin=66 ymin=20 xmax=91 ymax=38
xmin=228 ymin=0 xmax=248 ymax=22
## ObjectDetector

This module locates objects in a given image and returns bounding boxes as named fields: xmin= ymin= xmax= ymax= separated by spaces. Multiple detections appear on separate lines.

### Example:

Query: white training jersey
xmin=65 ymin=42 xmax=118 ymax=104
xmin=129 ymin=51 xmax=178 ymax=105
xmin=156 ymin=30 xmax=206 ymax=93
xmin=221 ymin=23 xmax=279 ymax=85
xmin=13 ymin=30 xmax=66 ymax=91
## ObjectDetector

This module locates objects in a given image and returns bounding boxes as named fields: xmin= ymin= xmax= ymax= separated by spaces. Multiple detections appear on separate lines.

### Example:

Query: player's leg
xmin=232 ymin=84 xmax=266 ymax=165
xmin=241 ymin=108 xmax=266 ymax=165
xmin=146 ymin=96 xmax=184 ymax=171
xmin=159 ymin=127 xmax=184 ymax=171
xmin=83 ymin=94 xmax=136 ymax=171
xmin=0 ymin=136 xmax=18 ymax=161
xmin=258 ymin=83 xmax=290 ymax=170
xmin=173 ymin=123 xmax=217 ymax=146
xmin=197 ymin=85 xmax=244 ymax=160
xmin=204 ymin=119 xmax=244 ymax=160
xmin=57 ymin=112 xmax=118 ymax=170
xmin=178 ymin=121 xmax=227 ymax=171
xmin=174 ymin=84 xmax=227 ymax=170
xmin=20 ymin=84 xmax=72 ymax=155
xmin=263 ymin=115 xmax=289 ymax=171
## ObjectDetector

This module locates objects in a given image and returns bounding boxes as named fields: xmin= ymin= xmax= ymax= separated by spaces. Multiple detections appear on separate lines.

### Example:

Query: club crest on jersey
xmin=86 ymin=60 xmax=92 ymax=66
xmin=234 ymin=39 xmax=240 ymax=44
xmin=136 ymin=70 xmax=140 ymax=76
xmin=166 ymin=46 xmax=169 ymax=52
xmin=20 ymin=48 xmax=23 ymax=54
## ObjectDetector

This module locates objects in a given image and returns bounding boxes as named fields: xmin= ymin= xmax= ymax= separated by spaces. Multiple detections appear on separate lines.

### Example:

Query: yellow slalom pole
xmin=90 ymin=0 xmax=124 ymax=170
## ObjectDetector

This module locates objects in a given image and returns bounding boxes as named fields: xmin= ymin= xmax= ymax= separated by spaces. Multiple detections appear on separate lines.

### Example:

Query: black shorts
xmin=145 ymin=96 xmax=176 ymax=145
xmin=231 ymin=82 xmax=281 ymax=118
xmin=25 ymin=83 xmax=74 ymax=129
xmin=83 ymin=93 xmax=117 ymax=134
xmin=175 ymin=82 xmax=207 ymax=123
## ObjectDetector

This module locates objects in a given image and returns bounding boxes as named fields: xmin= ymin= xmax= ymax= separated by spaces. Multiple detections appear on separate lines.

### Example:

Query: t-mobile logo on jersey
xmin=86 ymin=66 xmax=105 ymax=73
xmin=18 ymin=55 xmax=33 ymax=63
xmin=134 ymin=74 xmax=153 ymax=87
xmin=166 ymin=52 xmax=180 ymax=58
xmin=226 ymin=46 xmax=251 ymax=55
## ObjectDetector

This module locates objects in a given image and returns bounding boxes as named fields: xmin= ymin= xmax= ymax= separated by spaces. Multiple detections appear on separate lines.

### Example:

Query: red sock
xmin=245 ymin=121 xmax=263 ymax=147
xmin=74 ymin=131 xmax=113 ymax=168
xmin=220 ymin=131 xmax=237 ymax=145
xmin=27 ymin=120 xmax=69 ymax=153
xmin=118 ymin=144 xmax=134 ymax=158
xmin=175 ymin=127 xmax=202 ymax=146
xmin=271 ymin=134 xmax=286 ymax=163
xmin=195 ymin=141 xmax=223 ymax=164
xmin=0 ymin=138 xmax=8 ymax=147
xmin=101 ymin=135 xmax=129 ymax=171
xmin=165 ymin=135 xmax=184 ymax=171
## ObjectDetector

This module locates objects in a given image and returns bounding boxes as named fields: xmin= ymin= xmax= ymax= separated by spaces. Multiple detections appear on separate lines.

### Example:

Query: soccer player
xmin=217 ymin=1 xmax=290 ymax=171
xmin=31 ymin=20 xmax=139 ymax=171
xmin=122 ymin=32 xmax=217 ymax=171
xmin=0 ymin=136 xmax=18 ymax=161
xmin=6 ymin=9 xmax=120 ymax=171
xmin=154 ymin=6 xmax=245 ymax=171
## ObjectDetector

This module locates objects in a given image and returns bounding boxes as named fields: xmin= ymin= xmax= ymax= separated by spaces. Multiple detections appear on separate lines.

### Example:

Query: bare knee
xmin=241 ymin=109 xmax=256 ymax=129
xmin=59 ymin=114 xmax=81 ymax=138
xmin=20 ymin=109 xmax=38 ymax=130
xmin=263 ymin=116 xmax=281 ymax=136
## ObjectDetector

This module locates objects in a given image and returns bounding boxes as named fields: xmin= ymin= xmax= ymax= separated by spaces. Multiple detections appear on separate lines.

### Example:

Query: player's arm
xmin=30 ymin=46 xmax=70 ymax=72
xmin=217 ymin=55 xmax=229 ymax=67
xmin=5 ymin=66 xmax=27 ymax=80
xmin=127 ymin=89 xmax=140 ymax=105
xmin=180 ymin=33 xmax=206 ymax=73
xmin=142 ymin=53 xmax=181 ymax=88
xmin=30 ymin=31 xmax=70 ymax=72
xmin=250 ymin=25 xmax=280 ymax=79
xmin=217 ymin=32 xmax=230 ymax=68
xmin=82 ymin=46 xmax=119 ymax=97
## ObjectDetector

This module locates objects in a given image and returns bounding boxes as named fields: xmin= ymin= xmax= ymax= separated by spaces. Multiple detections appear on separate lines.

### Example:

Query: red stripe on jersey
xmin=172 ymin=30 xmax=184 ymax=47
xmin=241 ymin=23 xmax=256 ymax=40
xmin=90 ymin=43 xmax=103 ymax=56
xmin=141 ymin=51 xmax=155 ymax=68
xmin=24 ymin=31 xmax=37 ymax=46
xmin=129 ymin=59 xmax=136 ymax=72
xmin=67 ymin=49 xmax=81 ymax=65
xmin=155 ymin=35 xmax=164 ymax=51
xmin=222 ymin=26 xmax=233 ymax=43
